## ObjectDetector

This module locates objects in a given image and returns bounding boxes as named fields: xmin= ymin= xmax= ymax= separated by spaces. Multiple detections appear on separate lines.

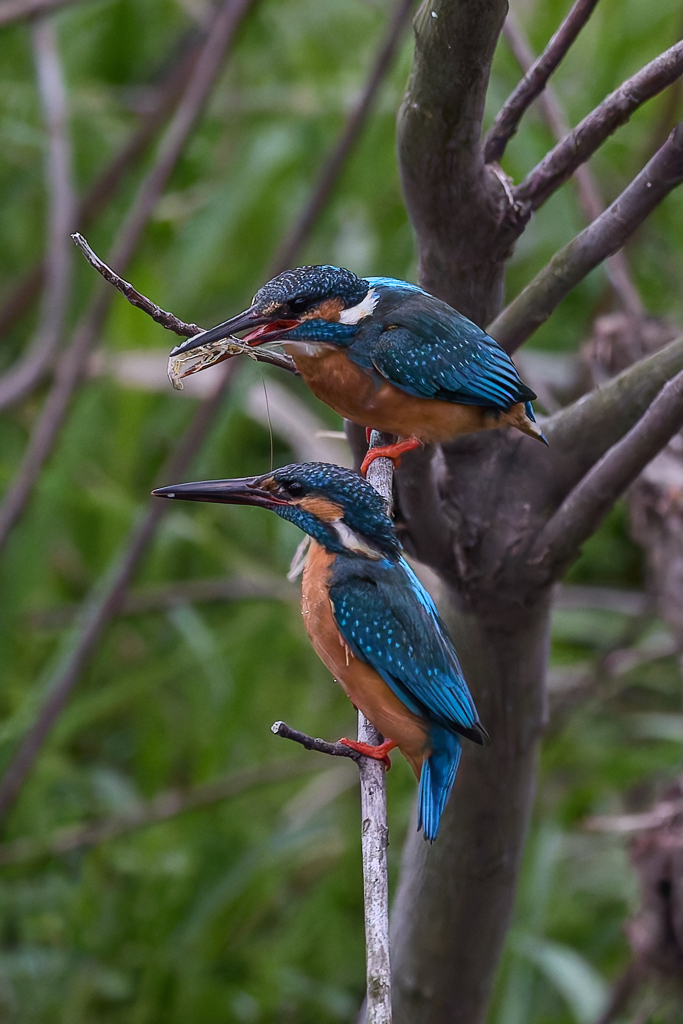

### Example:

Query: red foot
xmin=360 ymin=437 xmax=422 ymax=476
xmin=340 ymin=737 xmax=398 ymax=769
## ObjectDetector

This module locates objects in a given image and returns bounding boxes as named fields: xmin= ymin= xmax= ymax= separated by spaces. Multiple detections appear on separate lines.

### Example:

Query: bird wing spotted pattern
xmin=366 ymin=300 xmax=535 ymax=410
xmin=328 ymin=557 xmax=480 ymax=738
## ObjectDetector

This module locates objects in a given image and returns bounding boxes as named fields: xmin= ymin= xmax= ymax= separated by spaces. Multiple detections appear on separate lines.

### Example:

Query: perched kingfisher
xmin=168 ymin=266 xmax=546 ymax=473
xmin=153 ymin=462 xmax=486 ymax=841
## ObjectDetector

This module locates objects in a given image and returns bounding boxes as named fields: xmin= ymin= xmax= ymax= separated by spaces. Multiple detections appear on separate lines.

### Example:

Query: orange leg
xmin=340 ymin=737 xmax=398 ymax=769
xmin=360 ymin=436 xmax=422 ymax=476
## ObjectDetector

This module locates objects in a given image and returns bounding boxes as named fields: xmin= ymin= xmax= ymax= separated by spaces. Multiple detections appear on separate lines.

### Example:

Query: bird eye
xmin=289 ymin=296 xmax=312 ymax=315
xmin=286 ymin=481 xmax=304 ymax=496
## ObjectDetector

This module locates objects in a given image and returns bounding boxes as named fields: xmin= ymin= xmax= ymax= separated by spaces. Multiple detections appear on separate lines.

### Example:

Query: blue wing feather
xmin=328 ymin=556 xmax=481 ymax=738
xmin=354 ymin=288 xmax=535 ymax=411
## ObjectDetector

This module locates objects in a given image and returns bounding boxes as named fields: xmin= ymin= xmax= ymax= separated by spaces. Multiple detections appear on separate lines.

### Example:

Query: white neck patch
xmin=333 ymin=520 xmax=384 ymax=559
xmin=338 ymin=288 xmax=379 ymax=325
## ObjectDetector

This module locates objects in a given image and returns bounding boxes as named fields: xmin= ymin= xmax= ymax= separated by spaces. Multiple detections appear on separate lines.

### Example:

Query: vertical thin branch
xmin=359 ymin=431 xmax=394 ymax=1024
xmin=0 ymin=0 xmax=255 ymax=558
xmin=268 ymin=0 xmax=413 ymax=274
xmin=0 ymin=16 xmax=75 ymax=409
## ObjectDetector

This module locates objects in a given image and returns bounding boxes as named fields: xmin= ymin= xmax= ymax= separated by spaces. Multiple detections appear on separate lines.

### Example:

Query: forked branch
xmin=484 ymin=0 xmax=602 ymax=164
xmin=515 ymin=40 xmax=683 ymax=211
xmin=534 ymin=368 xmax=683 ymax=572
xmin=490 ymin=121 xmax=683 ymax=353
xmin=501 ymin=11 xmax=643 ymax=321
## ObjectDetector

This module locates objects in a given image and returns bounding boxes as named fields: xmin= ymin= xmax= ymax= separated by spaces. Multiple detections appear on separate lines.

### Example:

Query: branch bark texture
xmin=396 ymin=0 xmax=510 ymax=323
xmin=515 ymin=40 xmax=683 ymax=211
xmin=389 ymin=9 xmax=683 ymax=1024
xmin=484 ymin=0 xmax=602 ymax=164
xmin=490 ymin=121 xmax=683 ymax=353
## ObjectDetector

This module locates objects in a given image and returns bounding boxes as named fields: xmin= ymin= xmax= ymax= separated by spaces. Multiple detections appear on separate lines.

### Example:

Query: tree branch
xmin=0 ymin=0 xmax=86 ymax=27
xmin=0 ymin=758 xmax=317 ymax=867
xmin=0 ymin=361 xmax=238 ymax=826
xmin=0 ymin=17 xmax=75 ymax=411
xmin=484 ymin=0 xmax=602 ymax=165
xmin=0 ymin=29 xmax=206 ymax=345
xmin=269 ymin=0 xmax=414 ymax=274
xmin=396 ymin=0 xmax=510 ymax=321
xmin=533 ymin=368 xmax=683 ymax=572
xmin=545 ymin=334 xmax=683 ymax=471
xmin=489 ymin=122 xmax=683 ymax=354
xmin=501 ymin=11 xmax=644 ymax=322
xmin=0 ymin=0 xmax=256 ymax=559
xmin=272 ymin=433 xmax=394 ymax=1024
xmin=272 ymin=721 xmax=364 ymax=763
xmin=71 ymin=232 xmax=298 ymax=375
xmin=515 ymin=40 xmax=683 ymax=212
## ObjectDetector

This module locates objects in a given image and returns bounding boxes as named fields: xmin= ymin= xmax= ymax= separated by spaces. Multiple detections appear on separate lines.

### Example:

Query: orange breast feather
xmin=300 ymin=540 xmax=429 ymax=777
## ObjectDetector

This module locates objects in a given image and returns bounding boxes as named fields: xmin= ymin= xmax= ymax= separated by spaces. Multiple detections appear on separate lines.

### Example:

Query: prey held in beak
xmin=167 ymin=306 xmax=299 ymax=390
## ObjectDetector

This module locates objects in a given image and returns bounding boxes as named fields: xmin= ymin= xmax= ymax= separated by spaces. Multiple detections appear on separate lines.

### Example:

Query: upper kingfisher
xmin=153 ymin=462 xmax=486 ymax=841
xmin=168 ymin=266 xmax=546 ymax=473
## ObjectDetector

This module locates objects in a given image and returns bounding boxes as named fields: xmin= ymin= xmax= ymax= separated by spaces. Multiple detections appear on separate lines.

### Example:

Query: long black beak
xmin=152 ymin=476 xmax=289 ymax=509
xmin=170 ymin=305 xmax=267 ymax=357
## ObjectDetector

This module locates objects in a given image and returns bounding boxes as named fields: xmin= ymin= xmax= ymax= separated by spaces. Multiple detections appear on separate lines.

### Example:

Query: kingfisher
xmin=168 ymin=266 xmax=546 ymax=473
xmin=153 ymin=462 xmax=486 ymax=841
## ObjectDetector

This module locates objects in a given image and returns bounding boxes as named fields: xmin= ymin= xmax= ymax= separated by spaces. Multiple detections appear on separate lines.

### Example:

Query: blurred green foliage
xmin=0 ymin=0 xmax=682 ymax=1020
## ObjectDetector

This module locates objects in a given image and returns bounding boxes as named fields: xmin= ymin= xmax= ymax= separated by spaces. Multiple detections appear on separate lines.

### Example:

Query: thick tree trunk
xmin=391 ymin=595 xmax=550 ymax=1024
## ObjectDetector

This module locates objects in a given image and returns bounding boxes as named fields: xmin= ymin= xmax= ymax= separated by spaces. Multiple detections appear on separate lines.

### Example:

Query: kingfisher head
xmin=169 ymin=266 xmax=379 ymax=365
xmin=153 ymin=462 xmax=399 ymax=561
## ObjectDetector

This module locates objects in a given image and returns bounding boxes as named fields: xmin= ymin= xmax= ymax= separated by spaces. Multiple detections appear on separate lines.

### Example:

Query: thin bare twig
xmin=0 ymin=17 xmax=75 ymax=411
xmin=0 ymin=0 xmax=85 ymax=27
xmin=0 ymin=30 xmax=205 ymax=343
xmin=0 ymin=361 xmax=239 ymax=825
xmin=0 ymin=0 xmax=255 ymax=559
xmin=502 ymin=11 xmax=644 ymax=322
xmin=514 ymin=40 xmax=683 ymax=212
xmin=29 ymin=572 xmax=296 ymax=629
xmin=485 ymin=0 xmax=602 ymax=164
xmin=355 ymin=432 xmax=393 ymax=1024
xmin=0 ymin=758 xmax=317 ymax=867
xmin=533 ymin=368 xmax=683 ymax=572
xmin=490 ymin=121 xmax=683 ymax=354
xmin=272 ymin=721 xmax=365 ymax=763
xmin=269 ymin=0 xmax=414 ymax=274
xmin=71 ymin=232 xmax=298 ymax=374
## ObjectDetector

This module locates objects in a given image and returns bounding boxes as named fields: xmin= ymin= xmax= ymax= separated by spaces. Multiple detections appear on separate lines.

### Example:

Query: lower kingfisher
xmin=153 ymin=462 xmax=486 ymax=841
xmin=168 ymin=266 xmax=546 ymax=473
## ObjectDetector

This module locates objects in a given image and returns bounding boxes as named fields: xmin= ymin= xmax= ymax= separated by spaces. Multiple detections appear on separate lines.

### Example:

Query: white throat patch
xmin=338 ymin=288 xmax=379 ymax=325
xmin=332 ymin=521 xmax=383 ymax=559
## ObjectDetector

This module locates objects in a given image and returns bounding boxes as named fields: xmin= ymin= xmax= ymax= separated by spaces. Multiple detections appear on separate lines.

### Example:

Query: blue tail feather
xmin=418 ymin=730 xmax=462 ymax=842
xmin=524 ymin=400 xmax=536 ymax=422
